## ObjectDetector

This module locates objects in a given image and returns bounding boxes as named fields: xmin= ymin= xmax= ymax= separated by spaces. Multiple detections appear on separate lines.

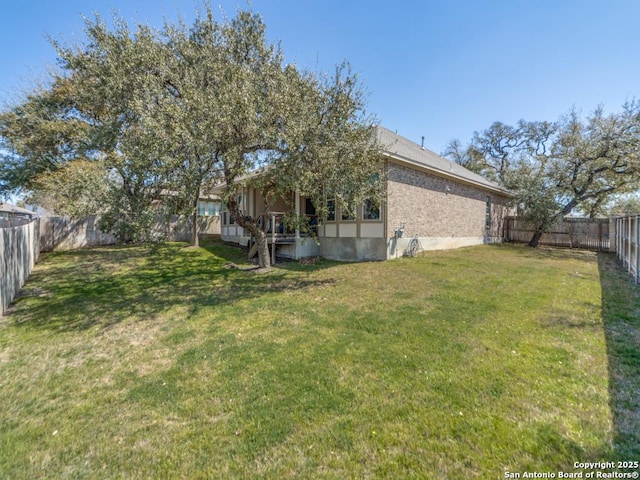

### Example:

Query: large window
xmin=197 ymin=200 xmax=220 ymax=216
xmin=363 ymin=199 xmax=380 ymax=220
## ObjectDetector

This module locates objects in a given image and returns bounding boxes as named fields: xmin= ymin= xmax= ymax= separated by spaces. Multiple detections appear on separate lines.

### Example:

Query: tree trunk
xmin=239 ymin=221 xmax=270 ymax=268
xmin=190 ymin=192 xmax=200 ymax=247
xmin=191 ymin=210 xmax=199 ymax=247
xmin=528 ymin=206 xmax=573 ymax=248
xmin=226 ymin=198 xmax=271 ymax=268
xmin=252 ymin=227 xmax=271 ymax=268
xmin=528 ymin=228 xmax=544 ymax=247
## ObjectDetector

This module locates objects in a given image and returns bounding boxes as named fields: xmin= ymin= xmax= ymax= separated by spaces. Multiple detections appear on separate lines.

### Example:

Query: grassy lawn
xmin=0 ymin=240 xmax=638 ymax=479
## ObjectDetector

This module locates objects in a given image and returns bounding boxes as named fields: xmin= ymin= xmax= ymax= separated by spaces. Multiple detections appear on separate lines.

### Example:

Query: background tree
xmin=598 ymin=194 xmax=640 ymax=216
xmin=28 ymin=159 xmax=111 ymax=217
xmin=445 ymin=103 xmax=640 ymax=246
xmin=0 ymin=22 xmax=169 ymax=241
xmin=0 ymin=77 xmax=93 ymax=196
xmin=53 ymin=17 xmax=171 ymax=241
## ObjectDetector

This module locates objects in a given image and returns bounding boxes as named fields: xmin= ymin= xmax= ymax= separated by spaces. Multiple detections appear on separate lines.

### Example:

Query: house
xmin=193 ymin=193 xmax=222 ymax=236
xmin=0 ymin=203 xmax=36 ymax=228
xmin=156 ymin=191 xmax=223 ymax=237
xmin=220 ymin=126 xmax=513 ymax=261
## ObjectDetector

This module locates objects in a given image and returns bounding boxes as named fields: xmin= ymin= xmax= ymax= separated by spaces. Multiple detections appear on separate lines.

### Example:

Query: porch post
xmin=271 ymin=213 xmax=276 ymax=265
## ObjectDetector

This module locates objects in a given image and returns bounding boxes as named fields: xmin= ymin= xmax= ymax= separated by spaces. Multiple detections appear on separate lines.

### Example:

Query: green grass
xmin=0 ymin=240 xmax=638 ymax=479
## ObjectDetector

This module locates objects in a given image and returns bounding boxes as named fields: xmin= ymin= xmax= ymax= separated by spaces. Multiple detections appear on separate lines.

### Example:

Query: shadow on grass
xmin=505 ymin=242 xmax=600 ymax=263
xmin=597 ymin=252 xmax=640 ymax=458
xmin=6 ymin=240 xmax=336 ymax=333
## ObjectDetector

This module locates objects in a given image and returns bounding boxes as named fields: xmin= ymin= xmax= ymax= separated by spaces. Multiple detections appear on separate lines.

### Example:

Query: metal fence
xmin=505 ymin=216 xmax=612 ymax=251
xmin=614 ymin=215 xmax=640 ymax=284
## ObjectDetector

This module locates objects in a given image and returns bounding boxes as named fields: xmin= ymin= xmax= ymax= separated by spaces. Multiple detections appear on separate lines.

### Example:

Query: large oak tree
xmin=445 ymin=104 xmax=640 ymax=246
xmin=1 ymin=7 xmax=381 ymax=264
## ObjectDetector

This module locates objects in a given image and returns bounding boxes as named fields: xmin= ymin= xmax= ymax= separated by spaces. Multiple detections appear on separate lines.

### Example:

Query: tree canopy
xmin=0 ymin=6 xmax=381 ymax=263
xmin=445 ymin=103 xmax=640 ymax=246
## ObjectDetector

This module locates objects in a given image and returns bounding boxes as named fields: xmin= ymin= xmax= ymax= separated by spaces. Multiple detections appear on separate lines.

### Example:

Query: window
xmin=198 ymin=200 xmax=221 ymax=216
xmin=326 ymin=199 xmax=335 ymax=222
xmin=363 ymin=199 xmax=380 ymax=220
xmin=341 ymin=204 xmax=356 ymax=221
xmin=485 ymin=196 xmax=492 ymax=228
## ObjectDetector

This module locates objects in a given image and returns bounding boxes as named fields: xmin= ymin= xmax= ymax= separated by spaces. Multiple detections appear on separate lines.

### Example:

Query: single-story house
xmin=219 ymin=126 xmax=513 ymax=261
xmin=0 ymin=203 xmax=36 ymax=228
xmin=193 ymin=194 xmax=222 ymax=236
xmin=156 ymin=191 xmax=223 ymax=236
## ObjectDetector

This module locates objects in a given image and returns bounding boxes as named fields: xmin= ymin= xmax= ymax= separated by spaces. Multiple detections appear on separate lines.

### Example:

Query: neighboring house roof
xmin=0 ymin=203 xmax=36 ymax=217
xmin=375 ymin=126 xmax=513 ymax=197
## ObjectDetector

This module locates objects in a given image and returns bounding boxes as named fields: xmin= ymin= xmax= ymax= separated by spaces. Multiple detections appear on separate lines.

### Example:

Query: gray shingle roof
xmin=0 ymin=203 xmax=36 ymax=216
xmin=375 ymin=126 xmax=512 ymax=196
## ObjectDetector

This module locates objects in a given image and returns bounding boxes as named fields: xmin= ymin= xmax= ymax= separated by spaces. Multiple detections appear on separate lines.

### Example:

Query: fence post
xmin=619 ymin=217 xmax=624 ymax=262
xmin=569 ymin=219 xmax=573 ymax=248
xmin=628 ymin=216 xmax=631 ymax=271
xmin=633 ymin=215 xmax=640 ymax=285
xmin=597 ymin=221 xmax=602 ymax=251
xmin=616 ymin=218 xmax=619 ymax=259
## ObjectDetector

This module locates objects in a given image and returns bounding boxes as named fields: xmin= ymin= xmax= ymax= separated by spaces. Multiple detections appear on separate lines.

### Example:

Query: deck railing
xmin=245 ymin=212 xmax=318 ymax=263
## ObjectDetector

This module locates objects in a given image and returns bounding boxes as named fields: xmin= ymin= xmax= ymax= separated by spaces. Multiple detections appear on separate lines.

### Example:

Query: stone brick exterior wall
xmin=386 ymin=161 xmax=510 ymax=241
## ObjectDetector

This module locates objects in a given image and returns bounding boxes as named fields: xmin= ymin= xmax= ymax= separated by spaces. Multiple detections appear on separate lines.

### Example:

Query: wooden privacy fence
xmin=505 ymin=216 xmax=612 ymax=251
xmin=40 ymin=214 xmax=221 ymax=251
xmin=1 ymin=215 xmax=221 ymax=316
xmin=614 ymin=215 xmax=640 ymax=284
xmin=1 ymin=219 xmax=40 ymax=317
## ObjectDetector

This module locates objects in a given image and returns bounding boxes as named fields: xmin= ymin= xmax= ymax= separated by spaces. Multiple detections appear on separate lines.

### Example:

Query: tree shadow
xmin=5 ymin=241 xmax=337 ymax=333
xmin=505 ymin=243 xmax=600 ymax=263
xmin=597 ymin=252 xmax=640 ymax=458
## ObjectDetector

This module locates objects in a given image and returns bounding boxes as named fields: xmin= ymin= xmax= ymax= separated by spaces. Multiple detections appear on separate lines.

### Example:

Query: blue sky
xmin=1 ymin=0 xmax=639 ymax=154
